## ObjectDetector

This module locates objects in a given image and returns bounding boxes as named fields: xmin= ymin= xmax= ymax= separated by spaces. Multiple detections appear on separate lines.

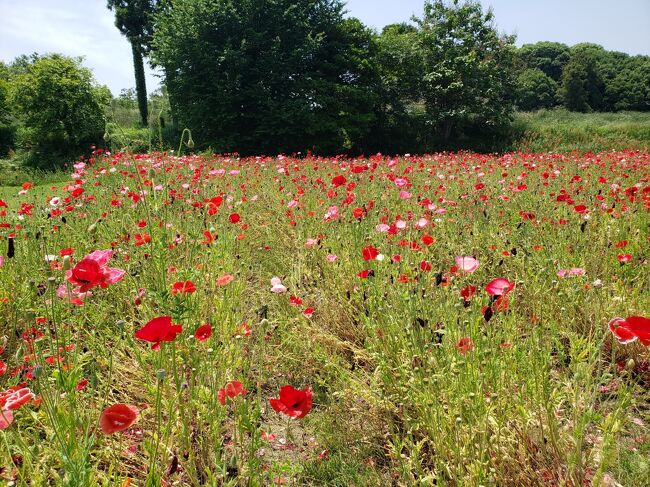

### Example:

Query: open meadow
xmin=0 ymin=150 xmax=648 ymax=485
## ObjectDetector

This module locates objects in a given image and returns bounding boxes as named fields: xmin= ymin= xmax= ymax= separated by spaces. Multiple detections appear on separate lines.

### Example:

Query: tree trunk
xmin=131 ymin=40 xmax=148 ymax=127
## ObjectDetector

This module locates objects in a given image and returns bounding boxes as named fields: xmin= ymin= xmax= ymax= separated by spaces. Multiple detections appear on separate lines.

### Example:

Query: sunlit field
xmin=0 ymin=150 xmax=648 ymax=486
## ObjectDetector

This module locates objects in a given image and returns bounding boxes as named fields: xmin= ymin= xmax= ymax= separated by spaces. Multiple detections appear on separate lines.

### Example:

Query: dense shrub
xmin=9 ymin=54 xmax=109 ymax=168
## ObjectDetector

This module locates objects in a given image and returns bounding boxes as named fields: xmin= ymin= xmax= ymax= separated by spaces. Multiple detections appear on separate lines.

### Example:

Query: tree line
xmin=1 ymin=0 xmax=648 ymax=166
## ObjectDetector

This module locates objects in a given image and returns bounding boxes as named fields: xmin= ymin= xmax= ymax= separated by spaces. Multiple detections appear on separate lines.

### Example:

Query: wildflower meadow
xmin=0 ymin=149 xmax=648 ymax=485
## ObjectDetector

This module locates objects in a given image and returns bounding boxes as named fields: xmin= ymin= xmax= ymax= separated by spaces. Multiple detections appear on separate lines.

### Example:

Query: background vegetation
xmin=0 ymin=0 xmax=648 ymax=169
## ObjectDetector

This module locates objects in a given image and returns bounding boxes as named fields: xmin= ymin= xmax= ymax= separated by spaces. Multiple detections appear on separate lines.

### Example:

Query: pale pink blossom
xmin=270 ymin=277 xmax=287 ymax=293
xmin=455 ymin=256 xmax=479 ymax=273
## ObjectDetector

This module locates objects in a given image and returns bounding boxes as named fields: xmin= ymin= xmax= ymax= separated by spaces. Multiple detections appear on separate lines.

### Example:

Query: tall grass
xmin=514 ymin=109 xmax=650 ymax=153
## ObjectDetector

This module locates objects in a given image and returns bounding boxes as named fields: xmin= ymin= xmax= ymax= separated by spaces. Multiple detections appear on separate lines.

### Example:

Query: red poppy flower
xmin=331 ymin=175 xmax=347 ymax=187
xmin=460 ymin=285 xmax=477 ymax=302
xmin=0 ymin=360 xmax=5 ymax=377
xmin=194 ymin=324 xmax=212 ymax=342
xmin=135 ymin=316 xmax=183 ymax=350
xmin=100 ymin=404 xmax=138 ymax=434
xmin=172 ymin=280 xmax=197 ymax=295
xmin=228 ymin=213 xmax=241 ymax=224
xmin=608 ymin=316 xmax=650 ymax=346
xmin=362 ymin=245 xmax=379 ymax=261
xmin=76 ymin=378 xmax=89 ymax=391
xmin=485 ymin=278 xmax=515 ymax=296
xmin=269 ymin=385 xmax=313 ymax=419
xmin=421 ymin=235 xmax=435 ymax=246
xmin=134 ymin=233 xmax=151 ymax=246
xmin=573 ymin=204 xmax=588 ymax=214
xmin=218 ymin=380 xmax=247 ymax=405
xmin=456 ymin=337 xmax=474 ymax=355
xmin=617 ymin=254 xmax=632 ymax=263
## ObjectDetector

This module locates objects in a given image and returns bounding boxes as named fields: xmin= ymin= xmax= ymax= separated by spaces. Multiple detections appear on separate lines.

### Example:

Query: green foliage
xmin=0 ymin=62 xmax=15 ymax=157
xmin=414 ymin=0 xmax=516 ymax=142
xmin=518 ymin=42 xmax=650 ymax=113
xmin=9 ymin=54 xmax=109 ymax=168
xmin=152 ymin=0 xmax=379 ymax=155
xmin=518 ymin=41 xmax=570 ymax=81
xmin=515 ymin=69 xmax=558 ymax=111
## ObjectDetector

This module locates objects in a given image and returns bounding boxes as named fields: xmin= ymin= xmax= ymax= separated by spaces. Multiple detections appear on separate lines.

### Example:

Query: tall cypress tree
xmin=107 ymin=0 xmax=156 ymax=127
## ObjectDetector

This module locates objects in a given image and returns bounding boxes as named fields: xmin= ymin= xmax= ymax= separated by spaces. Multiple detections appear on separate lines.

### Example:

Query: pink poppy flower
xmin=271 ymin=277 xmax=287 ymax=293
xmin=0 ymin=409 xmax=13 ymax=430
xmin=65 ymin=250 xmax=125 ymax=293
xmin=485 ymin=278 xmax=515 ymax=296
xmin=216 ymin=273 xmax=234 ymax=286
xmin=455 ymin=256 xmax=479 ymax=273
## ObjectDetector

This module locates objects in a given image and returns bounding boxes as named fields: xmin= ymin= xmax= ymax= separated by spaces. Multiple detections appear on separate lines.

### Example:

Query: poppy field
xmin=0 ymin=150 xmax=649 ymax=486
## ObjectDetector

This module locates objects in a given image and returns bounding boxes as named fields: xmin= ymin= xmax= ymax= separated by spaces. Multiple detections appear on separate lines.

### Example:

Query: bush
xmin=9 ymin=54 xmax=109 ymax=168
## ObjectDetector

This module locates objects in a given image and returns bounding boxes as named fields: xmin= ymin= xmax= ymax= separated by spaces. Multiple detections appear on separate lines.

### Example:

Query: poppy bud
xmin=62 ymin=255 xmax=71 ymax=271
xmin=103 ymin=131 xmax=111 ymax=142
xmin=33 ymin=365 xmax=43 ymax=378
xmin=47 ymin=277 xmax=56 ymax=289
xmin=88 ymin=223 xmax=97 ymax=235
xmin=625 ymin=359 xmax=635 ymax=371
xmin=156 ymin=369 xmax=166 ymax=382
xmin=187 ymin=137 xmax=195 ymax=149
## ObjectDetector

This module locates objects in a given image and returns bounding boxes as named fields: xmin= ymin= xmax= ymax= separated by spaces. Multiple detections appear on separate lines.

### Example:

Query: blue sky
xmin=1 ymin=0 xmax=648 ymax=95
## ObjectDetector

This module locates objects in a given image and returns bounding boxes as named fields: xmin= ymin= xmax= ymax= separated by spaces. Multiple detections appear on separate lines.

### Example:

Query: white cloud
xmin=0 ymin=0 xmax=160 ymax=96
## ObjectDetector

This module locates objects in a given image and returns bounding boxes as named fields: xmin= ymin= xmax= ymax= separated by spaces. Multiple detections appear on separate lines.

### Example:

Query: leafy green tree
xmin=9 ymin=54 xmax=109 ymax=167
xmin=602 ymin=54 xmax=650 ymax=111
xmin=559 ymin=45 xmax=606 ymax=112
xmin=518 ymin=42 xmax=570 ymax=82
xmin=515 ymin=68 xmax=558 ymax=111
xmin=371 ymin=23 xmax=427 ymax=153
xmin=0 ymin=62 xmax=15 ymax=156
xmin=151 ymin=0 xmax=378 ymax=155
xmin=106 ymin=0 xmax=157 ymax=126
xmin=414 ymin=0 xmax=516 ymax=142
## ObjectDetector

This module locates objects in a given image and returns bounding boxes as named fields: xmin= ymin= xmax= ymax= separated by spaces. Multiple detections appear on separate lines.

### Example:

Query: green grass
xmin=514 ymin=109 xmax=650 ymax=153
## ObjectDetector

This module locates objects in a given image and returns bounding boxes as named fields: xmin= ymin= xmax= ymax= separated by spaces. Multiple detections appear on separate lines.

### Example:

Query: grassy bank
xmin=513 ymin=110 xmax=650 ymax=153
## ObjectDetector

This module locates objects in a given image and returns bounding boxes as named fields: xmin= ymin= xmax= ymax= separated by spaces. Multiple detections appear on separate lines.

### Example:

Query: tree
xmin=559 ymin=45 xmax=606 ymax=112
xmin=515 ymin=69 xmax=557 ymax=111
xmin=9 ymin=54 xmax=109 ymax=167
xmin=371 ymin=23 xmax=427 ymax=153
xmin=0 ymin=62 xmax=15 ymax=156
xmin=106 ymin=0 xmax=157 ymax=127
xmin=151 ymin=0 xmax=378 ymax=155
xmin=518 ymin=42 xmax=570 ymax=82
xmin=414 ymin=0 xmax=516 ymax=143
